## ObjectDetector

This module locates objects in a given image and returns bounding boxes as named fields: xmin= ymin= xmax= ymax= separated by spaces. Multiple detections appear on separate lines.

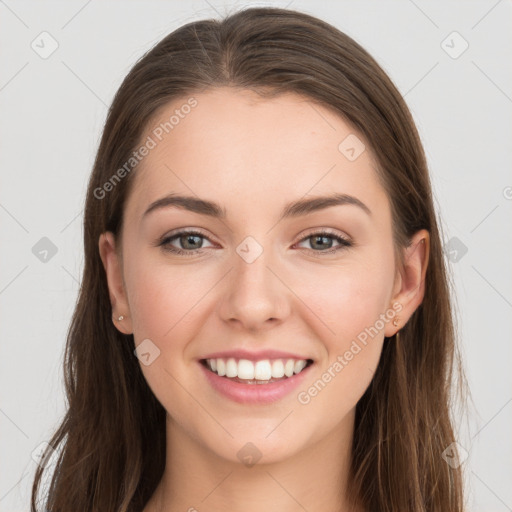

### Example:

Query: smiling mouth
xmin=200 ymin=357 xmax=314 ymax=384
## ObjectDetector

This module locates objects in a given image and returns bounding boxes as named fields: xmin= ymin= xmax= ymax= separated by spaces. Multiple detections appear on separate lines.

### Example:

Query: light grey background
xmin=1 ymin=1 xmax=511 ymax=510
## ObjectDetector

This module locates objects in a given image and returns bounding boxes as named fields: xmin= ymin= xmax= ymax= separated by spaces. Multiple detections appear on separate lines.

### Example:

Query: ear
xmin=98 ymin=231 xmax=133 ymax=335
xmin=384 ymin=229 xmax=430 ymax=337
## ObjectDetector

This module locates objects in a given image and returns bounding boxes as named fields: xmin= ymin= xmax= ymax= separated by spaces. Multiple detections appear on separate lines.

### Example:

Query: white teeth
xmin=216 ymin=359 xmax=226 ymax=377
xmin=294 ymin=360 xmax=307 ymax=374
xmin=237 ymin=359 xmax=255 ymax=380
xmin=204 ymin=357 xmax=310 ymax=381
xmin=254 ymin=360 xmax=272 ymax=380
xmin=284 ymin=359 xmax=295 ymax=377
xmin=225 ymin=358 xmax=238 ymax=378
xmin=271 ymin=359 xmax=285 ymax=378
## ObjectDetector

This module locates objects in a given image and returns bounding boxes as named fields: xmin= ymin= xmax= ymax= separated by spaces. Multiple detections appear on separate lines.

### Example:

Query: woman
xmin=31 ymin=6 xmax=466 ymax=511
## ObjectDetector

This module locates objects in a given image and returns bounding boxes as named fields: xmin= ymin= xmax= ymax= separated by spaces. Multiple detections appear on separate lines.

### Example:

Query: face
xmin=100 ymin=87 xmax=424 ymax=465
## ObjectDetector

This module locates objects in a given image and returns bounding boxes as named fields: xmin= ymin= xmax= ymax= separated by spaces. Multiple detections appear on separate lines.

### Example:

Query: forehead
xmin=124 ymin=87 xmax=387 ymax=224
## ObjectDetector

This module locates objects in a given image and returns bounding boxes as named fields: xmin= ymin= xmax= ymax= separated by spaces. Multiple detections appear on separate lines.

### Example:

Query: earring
xmin=392 ymin=318 xmax=399 ymax=327
xmin=112 ymin=314 xmax=126 ymax=322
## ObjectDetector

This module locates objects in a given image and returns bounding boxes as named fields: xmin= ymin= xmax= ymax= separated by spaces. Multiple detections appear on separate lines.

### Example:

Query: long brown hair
xmin=31 ymin=6 xmax=467 ymax=511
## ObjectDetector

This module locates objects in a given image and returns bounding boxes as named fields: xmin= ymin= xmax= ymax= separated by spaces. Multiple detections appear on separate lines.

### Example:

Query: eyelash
xmin=157 ymin=229 xmax=353 ymax=257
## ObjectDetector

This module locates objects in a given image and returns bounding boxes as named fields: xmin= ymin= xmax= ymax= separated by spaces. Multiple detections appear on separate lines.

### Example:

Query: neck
xmin=145 ymin=409 xmax=364 ymax=512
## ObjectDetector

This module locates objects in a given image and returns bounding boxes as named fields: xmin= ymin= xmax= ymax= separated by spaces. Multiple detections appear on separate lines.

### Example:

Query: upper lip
xmin=200 ymin=349 xmax=313 ymax=362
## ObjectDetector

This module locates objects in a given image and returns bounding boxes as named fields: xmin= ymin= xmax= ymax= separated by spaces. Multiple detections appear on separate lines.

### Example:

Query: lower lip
xmin=199 ymin=361 xmax=313 ymax=404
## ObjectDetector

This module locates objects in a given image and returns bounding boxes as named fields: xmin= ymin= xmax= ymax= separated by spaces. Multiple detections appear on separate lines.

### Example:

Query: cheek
xmin=294 ymin=264 xmax=392 ymax=420
xmin=295 ymin=257 xmax=395 ymax=344
xmin=126 ymin=254 xmax=210 ymax=341
xmin=125 ymin=260 xmax=211 ymax=410
xmin=128 ymin=272 xmax=175 ymax=339
xmin=293 ymin=254 xmax=394 ymax=388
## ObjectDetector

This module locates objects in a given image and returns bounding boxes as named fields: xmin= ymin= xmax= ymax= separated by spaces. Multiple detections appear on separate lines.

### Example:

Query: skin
xmin=99 ymin=87 xmax=429 ymax=512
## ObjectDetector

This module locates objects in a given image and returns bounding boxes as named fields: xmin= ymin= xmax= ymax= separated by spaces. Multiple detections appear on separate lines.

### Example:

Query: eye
xmin=157 ymin=228 xmax=352 ymax=257
xmin=295 ymin=230 xmax=352 ymax=255
xmin=158 ymin=229 xmax=215 ymax=256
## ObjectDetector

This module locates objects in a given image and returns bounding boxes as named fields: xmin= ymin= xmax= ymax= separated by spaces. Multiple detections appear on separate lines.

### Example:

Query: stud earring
xmin=112 ymin=314 xmax=126 ymax=322
xmin=392 ymin=318 xmax=399 ymax=327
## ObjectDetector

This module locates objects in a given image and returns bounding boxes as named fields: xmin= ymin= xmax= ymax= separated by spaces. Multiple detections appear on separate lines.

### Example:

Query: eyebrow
xmin=142 ymin=192 xmax=371 ymax=221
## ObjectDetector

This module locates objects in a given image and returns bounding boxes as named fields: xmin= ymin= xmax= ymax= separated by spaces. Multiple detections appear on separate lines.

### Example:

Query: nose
xmin=217 ymin=239 xmax=291 ymax=332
